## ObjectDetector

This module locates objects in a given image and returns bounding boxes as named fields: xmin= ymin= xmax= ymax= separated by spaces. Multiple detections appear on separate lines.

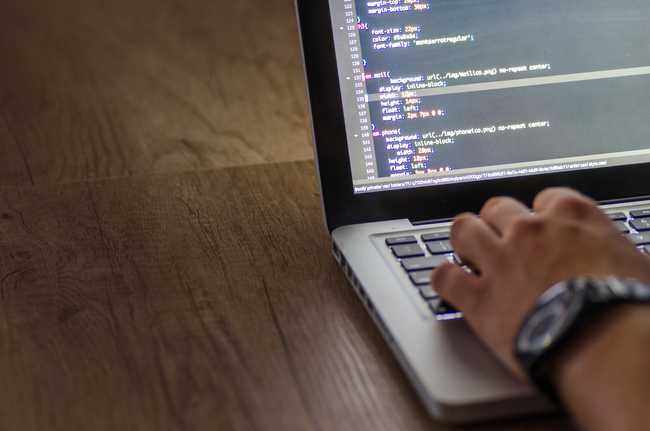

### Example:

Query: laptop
xmin=295 ymin=0 xmax=650 ymax=423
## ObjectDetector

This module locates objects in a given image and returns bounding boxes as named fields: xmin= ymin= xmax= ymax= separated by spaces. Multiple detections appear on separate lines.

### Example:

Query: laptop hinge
xmin=410 ymin=217 xmax=454 ymax=226
xmin=597 ymin=194 xmax=650 ymax=206
xmin=410 ymin=194 xmax=650 ymax=227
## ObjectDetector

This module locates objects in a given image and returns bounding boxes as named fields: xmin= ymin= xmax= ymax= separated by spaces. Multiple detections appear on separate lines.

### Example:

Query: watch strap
xmin=516 ymin=276 xmax=650 ymax=404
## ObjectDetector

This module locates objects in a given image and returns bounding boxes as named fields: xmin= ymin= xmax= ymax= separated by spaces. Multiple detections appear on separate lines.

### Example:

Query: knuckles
xmin=508 ymin=216 xmax=546 ymax=240
xmin=532 ymin=187 xmax=566 ymax=208
xmin=451 ymin=213 xmax=475 ymax=239
xmin=548 ymin=195 xmax=595 ymax=219
xmin=479 ymin=197 xmax=508 ymax=219
xmin=506 ymin=215 xmax=588 ymax=249
xmin=534 ymin=189 xmax=599 ymax=219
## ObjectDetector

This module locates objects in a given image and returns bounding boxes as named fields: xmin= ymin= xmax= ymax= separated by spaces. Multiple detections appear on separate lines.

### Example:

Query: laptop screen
xmin=328 ymin=0 xmax=650 ymax=194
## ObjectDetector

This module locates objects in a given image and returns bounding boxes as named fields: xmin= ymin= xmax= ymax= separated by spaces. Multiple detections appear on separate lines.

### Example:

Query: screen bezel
xmin=296 ymin=0 xmax=650 ymax=232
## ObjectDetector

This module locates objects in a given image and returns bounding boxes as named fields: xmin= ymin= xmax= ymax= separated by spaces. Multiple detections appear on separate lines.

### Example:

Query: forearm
xmin=552 ymin=306 xmax=650 ymax=431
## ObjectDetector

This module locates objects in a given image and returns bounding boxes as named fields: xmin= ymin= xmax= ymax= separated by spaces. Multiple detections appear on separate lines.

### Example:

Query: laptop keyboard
xmin=385 ymin=208 xmax=650 ymax=321
xmin=385 ymin=231 xmax=462 ymax=320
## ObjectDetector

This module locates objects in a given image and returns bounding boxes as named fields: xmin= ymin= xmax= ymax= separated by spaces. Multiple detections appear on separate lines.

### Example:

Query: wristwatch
xmin=514 ymin=276 xmax=650 ymax=404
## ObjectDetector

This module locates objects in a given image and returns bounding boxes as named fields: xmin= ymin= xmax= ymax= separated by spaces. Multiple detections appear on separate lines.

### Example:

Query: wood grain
xmin=0 ymin=0 xmax=577 ymax=428
xmin=0 ymin=0 xmax=312 ymax=187
xmin=0 ymin=115 xmax=33 ymax=187
xmin=0 ymin=161 xmax=573 ymax=430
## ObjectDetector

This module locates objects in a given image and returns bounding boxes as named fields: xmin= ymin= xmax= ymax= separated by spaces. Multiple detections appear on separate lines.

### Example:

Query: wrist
xmin=550 ymin=306 xmax=650 ymax=430
xmin=550 ymin=305 xmax=641 ymax=391
xmin=515 ymin=276 xmax=650 ymax=408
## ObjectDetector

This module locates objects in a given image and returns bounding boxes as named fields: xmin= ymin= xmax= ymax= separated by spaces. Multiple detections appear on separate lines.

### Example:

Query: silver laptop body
xmin=295 ymin=0 xmax=650 ymax=423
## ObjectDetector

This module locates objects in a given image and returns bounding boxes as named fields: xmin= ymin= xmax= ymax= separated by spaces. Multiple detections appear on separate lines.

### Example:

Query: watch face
xmin=517 ymin=276 xmax=650 ymax=381
xmin=527 ymin=308 xmax=560 ymax=348
xmin=517 ymin=284 xmax=584 ymax=355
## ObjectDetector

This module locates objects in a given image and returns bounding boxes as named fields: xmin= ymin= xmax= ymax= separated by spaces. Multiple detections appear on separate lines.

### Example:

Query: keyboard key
xmin=607 ymin=212 xmax=627 ymax=221
xmin=426 ymin=240 xmax=454 ymax=255
xmin=421 ymin=232 xmax=451 ymax=242
xmin=427 ymin=298 xmax=441 ymax=311
xmin=630 ymin=209 xmax=650 ymax=219
xmin=385 ymin=236 xmax=417 ymax=246
xmin=418 ymin=284 xmax=438 ymax=300
xmin=392 ymin=244 xmax=425 ymax=258
xmin=428 ymin=299 xmax=462 ymax=320
xmin=401 ymin=255 xmax=449 ymax=272
xmin=626 ymin=232 xmax=650 ymax=246
xmin=630 ymin=218 xmax=650 ymax=232
xmin=409 ymin=270 xmax=433 ymax=285
xmin=640 ymin=245 xmax=649 ymax=255
xmin=434 ymin=301 xmax=457 ymax=315
xmin=615 ymin=221 xmax=630 ymax=234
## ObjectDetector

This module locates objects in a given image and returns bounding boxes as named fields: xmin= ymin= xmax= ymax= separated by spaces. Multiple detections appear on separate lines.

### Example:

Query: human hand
xmin=432 ymin=188 xmax=650 ymax=378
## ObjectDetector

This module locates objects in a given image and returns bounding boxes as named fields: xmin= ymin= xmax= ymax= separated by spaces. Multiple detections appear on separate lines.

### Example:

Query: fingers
xmin=533 ymin=188 xmax=610 ymax=225
xmin=533 ymin=187 xmax=591 ymax=212
xmin=480 ymin=196 xmax=532 ymax=236
xmin=450 ymin=213 xmax=501 ymax=271
xmin=433 ymin=263 xmax=482 ymax=312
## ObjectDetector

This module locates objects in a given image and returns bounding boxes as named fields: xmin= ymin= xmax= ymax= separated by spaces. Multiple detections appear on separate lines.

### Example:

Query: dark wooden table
xmin=1 ymin=0 xmax=312 ymax=188
xmin=0 ymin=162 xmax=571 ymax=430
xmin=0 ymin=0 xmax=574 ymax=429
